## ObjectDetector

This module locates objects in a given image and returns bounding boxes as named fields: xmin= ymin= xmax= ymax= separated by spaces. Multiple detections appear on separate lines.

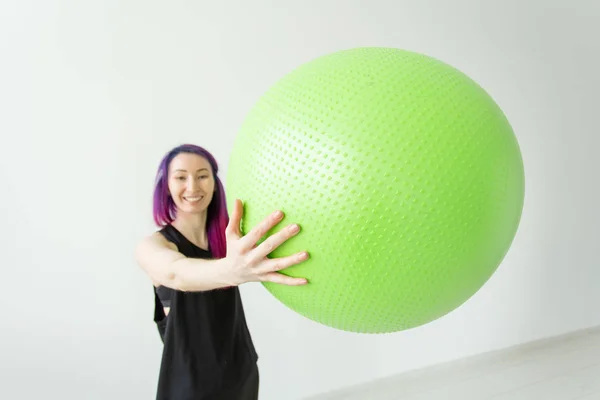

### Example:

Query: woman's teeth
xmin=184 ymin=196 xmax=203 ymax=202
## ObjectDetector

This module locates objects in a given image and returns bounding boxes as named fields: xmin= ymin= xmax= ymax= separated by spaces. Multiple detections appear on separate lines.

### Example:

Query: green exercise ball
xmin=225 ymin=47 xmax=525 ymax=333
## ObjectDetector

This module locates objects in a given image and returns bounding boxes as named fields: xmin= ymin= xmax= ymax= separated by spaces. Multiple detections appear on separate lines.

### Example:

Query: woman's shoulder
xmin=139 ymin=228 xmax=178 ymax=252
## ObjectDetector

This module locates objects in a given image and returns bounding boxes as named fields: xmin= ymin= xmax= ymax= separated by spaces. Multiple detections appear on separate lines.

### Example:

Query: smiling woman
xmin=155 ymin=153 xmax=215 ymax=316
xmin=135 ymin=143 xmax=311 ymax=400
xmin=151 ymin=146 xmax=219 ymax=236
xmin=166 ymin=153 xmax=215 ymax=249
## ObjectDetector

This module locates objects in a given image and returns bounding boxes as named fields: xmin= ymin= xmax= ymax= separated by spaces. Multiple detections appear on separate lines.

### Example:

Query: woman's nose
xmin=187 ymin=177 xmax=199 ymax=190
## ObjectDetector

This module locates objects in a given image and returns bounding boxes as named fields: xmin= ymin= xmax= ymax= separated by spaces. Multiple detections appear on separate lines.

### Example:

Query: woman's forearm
xmin=167 ymin=257 xmax=239 ymax=292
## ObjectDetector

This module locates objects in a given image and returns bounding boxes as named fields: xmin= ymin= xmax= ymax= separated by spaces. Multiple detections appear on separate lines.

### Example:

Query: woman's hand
xmin=225 ymin=199 xmax=309 ymax=286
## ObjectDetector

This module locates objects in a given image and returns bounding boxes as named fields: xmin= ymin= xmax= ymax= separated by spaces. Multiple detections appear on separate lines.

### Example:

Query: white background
xmin=1 ymin=1 xmax=598 ymax=399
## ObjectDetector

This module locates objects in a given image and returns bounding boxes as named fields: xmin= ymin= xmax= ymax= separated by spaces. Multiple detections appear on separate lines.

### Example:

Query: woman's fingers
xmin=225 ymin=202 xmax=310 ymax=286
xmin=262 ymin=271 xmax=308 ymax=286
xmin=239 ymin=209 xmax=285 ymax=251
xmin=248 ymin=223 xmax=301 ymax=263
xmin=225 ymin=199 xmax=243 ymax=238
xmin=255 ymin=251 xmax=310 ymax=275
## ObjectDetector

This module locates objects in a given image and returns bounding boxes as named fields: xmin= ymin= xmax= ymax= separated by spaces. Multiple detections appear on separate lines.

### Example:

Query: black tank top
xmin=153 ymin=224 xmax=258 ymax=400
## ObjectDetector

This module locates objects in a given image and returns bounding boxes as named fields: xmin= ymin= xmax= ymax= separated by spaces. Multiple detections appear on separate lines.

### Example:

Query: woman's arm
xmin=135 ymin=200 xmax=310 ymax=292
xmin=135 ymin=232 xmax=237 ymax=291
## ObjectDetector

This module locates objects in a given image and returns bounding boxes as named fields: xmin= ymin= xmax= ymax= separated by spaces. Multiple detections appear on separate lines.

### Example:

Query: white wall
xmin=1 ymin=1 xmax=598 ymax=399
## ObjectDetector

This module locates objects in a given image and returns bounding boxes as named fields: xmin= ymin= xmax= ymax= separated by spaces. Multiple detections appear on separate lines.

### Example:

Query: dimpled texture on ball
xmin=226 ymin=47 xmax=524 ymax=333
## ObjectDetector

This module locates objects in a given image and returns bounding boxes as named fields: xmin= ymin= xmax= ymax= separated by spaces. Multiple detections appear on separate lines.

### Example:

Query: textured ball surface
xmin=226 ymin=47 xmax=524 ymax=333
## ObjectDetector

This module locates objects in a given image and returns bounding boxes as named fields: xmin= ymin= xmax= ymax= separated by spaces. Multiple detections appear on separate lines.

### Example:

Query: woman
xmin=135 ymin=144 xmax=310 ymax=400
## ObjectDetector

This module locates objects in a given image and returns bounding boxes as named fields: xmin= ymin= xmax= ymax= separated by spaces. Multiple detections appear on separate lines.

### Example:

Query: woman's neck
xmin=171 ymin=212 xmax=209 ymax=250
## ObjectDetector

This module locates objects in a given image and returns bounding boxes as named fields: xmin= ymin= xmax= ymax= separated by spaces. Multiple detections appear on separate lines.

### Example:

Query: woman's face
xmin=168 ymin=153 xmax=215 ymax=215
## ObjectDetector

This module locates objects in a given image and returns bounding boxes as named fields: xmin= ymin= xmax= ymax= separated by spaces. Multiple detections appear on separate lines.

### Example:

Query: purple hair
xmin=152 ymin=144 xmax=229 ymax=259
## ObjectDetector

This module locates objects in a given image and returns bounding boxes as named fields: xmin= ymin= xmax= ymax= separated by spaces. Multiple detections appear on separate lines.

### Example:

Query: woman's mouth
xmin=183 ymin=196 xmax=203 ymax=203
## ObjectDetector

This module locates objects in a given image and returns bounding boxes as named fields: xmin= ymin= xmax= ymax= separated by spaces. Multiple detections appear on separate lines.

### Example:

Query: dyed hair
xmin=152 ymin=144 xmax=229 ymax=259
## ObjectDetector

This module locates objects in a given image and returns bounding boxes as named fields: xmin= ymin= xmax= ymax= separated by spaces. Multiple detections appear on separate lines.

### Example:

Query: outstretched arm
xmin=135 ymin=199 xmax=310 ymax=292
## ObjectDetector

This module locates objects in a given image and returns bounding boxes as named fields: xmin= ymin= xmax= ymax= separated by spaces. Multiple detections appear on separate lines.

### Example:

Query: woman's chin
xmin=179 ymin=205 xmax=207 ymax=215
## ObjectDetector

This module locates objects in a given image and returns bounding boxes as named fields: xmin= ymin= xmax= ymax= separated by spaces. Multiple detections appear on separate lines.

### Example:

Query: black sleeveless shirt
xmin=153 ymin=224 xmax=258 ymax=400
